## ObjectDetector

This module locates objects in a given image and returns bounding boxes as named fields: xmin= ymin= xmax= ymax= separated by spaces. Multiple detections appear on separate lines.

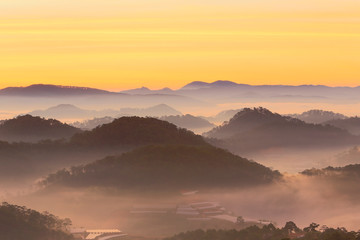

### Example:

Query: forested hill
xmin=41 ymin=144 xmax=281 ymax=191
xmin=0 ymin=202 xmax=73 ymax=240
xmin=205 ymin=107 xmax=359 ymax=153
xmin=70 ymin=116 xmax=207 ymax=147
xmin=0 ymin=115 xmax=80 ymax=142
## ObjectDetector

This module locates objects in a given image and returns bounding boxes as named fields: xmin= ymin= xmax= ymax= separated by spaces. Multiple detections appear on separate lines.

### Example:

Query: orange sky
xmin=1 ymin=0 xmax=360 ymax=91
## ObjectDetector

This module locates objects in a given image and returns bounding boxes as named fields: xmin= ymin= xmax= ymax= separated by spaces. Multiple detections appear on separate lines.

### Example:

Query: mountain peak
xmin=210 ymin=80 xmax=238 ymax=87
xmin=180 ymin=81 xmax=210 ymax=90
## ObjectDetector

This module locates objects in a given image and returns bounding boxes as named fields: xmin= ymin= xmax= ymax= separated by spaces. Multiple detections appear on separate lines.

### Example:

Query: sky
xmin=1 ymin=0 xmax=360 ymax=91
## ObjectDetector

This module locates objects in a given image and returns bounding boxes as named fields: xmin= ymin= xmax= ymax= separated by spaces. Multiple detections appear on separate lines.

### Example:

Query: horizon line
xmin=1 ymin=81 xmax=360 ymax=92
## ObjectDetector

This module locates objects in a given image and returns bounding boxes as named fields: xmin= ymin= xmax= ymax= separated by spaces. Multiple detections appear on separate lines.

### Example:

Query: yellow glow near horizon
xmin=0 ymin=0 xmax=360 ymax=90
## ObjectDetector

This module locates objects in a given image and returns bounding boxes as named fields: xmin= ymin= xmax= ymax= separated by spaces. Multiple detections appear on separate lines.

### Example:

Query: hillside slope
xmin=0 ymin=115 xmax=81 ymax=142
xmin=41 ymin=144 xmax=281 ymax=190
xmin=205 ymin=108 xmax=359 ymax=153
xmin=71 ymin=116 xmax=206 ymax=147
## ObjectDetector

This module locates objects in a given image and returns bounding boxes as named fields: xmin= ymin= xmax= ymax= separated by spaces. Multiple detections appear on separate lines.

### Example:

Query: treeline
xmin=165 ymin=221 xmax=360 ymax=240
xmin=0 ymin=202 xmax=73 ymax=240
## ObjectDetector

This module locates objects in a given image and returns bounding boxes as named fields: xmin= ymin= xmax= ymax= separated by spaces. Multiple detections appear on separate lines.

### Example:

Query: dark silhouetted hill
xmin=205 ymin=108 xmax=359 ymax=153
xmin=0 ymin=115 xmax=81 ymax=142
xmin=70 ymin=116 xmax=206 ymax=147
xmin=41 ymin=144 xmax=280 ymax=190
xmin=289 ymin=109 xmax=348 ymax=124
xmin=0 ymin=202 xmax=73 ymax=240
xmin=160 ymin=114 xmax=215 ymax=131
xmin=324 ymin=117 xmax=360 ymax=135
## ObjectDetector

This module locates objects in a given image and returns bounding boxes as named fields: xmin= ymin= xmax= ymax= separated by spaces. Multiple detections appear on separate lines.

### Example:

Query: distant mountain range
xmin=0 ymin=115 xmax=80 ymax=142
xmin=0 ymin=84 xmax=207 ymax=115
xmin=121 ymin=80 xmax=360 ymax=104
xmin=205 ymin=107 xmax=359 ymax=154
xmin=0 ymin=84 xmax=111 ymax=96
xmin=2 ymin=82 xmax=360 ymax=120
xmin=40 ymin=144 xmax=280 ymax=191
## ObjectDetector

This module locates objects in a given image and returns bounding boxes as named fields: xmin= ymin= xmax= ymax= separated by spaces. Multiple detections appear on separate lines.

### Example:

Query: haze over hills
xmin=122 ymin=80 xmax=360 ymax=105
xmin=40 ymin=144 xmax=281 ymax=191
xmin=71 ymin=116 xmax=115 ymax=130
xmin=0 ymin=115 xmax=80 ymax=142
xmin=205 ymin=108 xmax=359 ymax=154
xmin=301 ymin=164 xmax=360 ymax=200
xmin=29 ymin=104 xmax=116 ymax=120
xmin=324 ymin=117 xmax=360 ymax=135
xmin=29 ymin=103 xmax=182 ymax=121
xmin=201 ymin=109 xmax=241 ymax=124
xmin=160 ymin=114 xmax=215 ymax=133
xmin=3 ymin=82 xmax=360 ymax=120
xmin=119 ymin=104 xmax=182 ymax=117
xmin=288 ymin=109 xmax=348 ymax=124
xmin=0 ymin=116 xmax=207 ymax=188
xmin=0 ymin=84 xmax=206 ymax=118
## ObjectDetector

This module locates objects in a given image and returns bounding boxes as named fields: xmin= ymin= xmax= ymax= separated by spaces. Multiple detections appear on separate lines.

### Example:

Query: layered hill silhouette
xmin=0 ymin=115 xmax=80 ymax=142
xmin=70 ymin=117 xmax=206 ymax=147
xmin=324 ymin=117 xmax=360 ymax=135
xmin=29 ymin=104 xmax=114 ymax=120
xmin=160 ymin=114 xmax=215 ymax=133
xmin=203 ymin=109 xmax=241 ymax=124
xmin=122 ymin=80 xmax=360 ymax=104
xmin=205 ymin=108 xmax=359 ymax=153
xmin=0 ymin=117 xmax=208 ymax=186
xmin=289 ymin=109 xmax=348 ymax=124
xmin=41 ymin=144 xmax=281 ymax=190
xmin=119 ymin=104 xmax=182 ymax=117
xmin=71 ymin=116 xmax=115 ymax=130
xmin=30 ymin=103 xmax=182 ymax=120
